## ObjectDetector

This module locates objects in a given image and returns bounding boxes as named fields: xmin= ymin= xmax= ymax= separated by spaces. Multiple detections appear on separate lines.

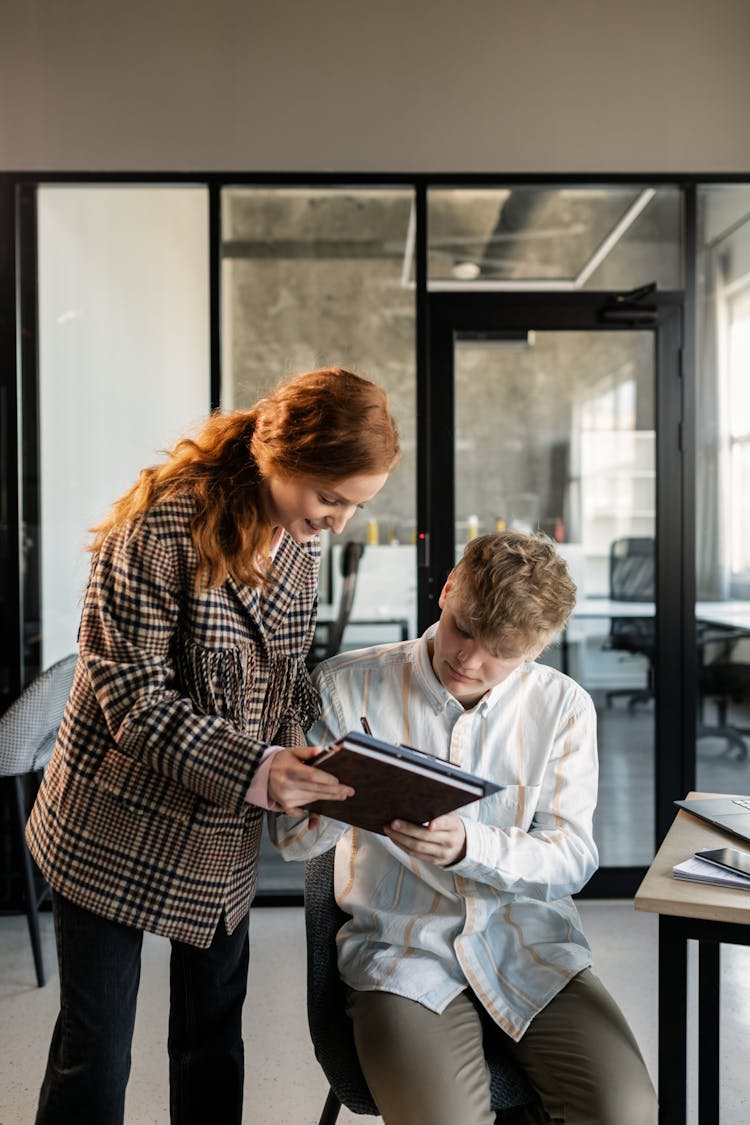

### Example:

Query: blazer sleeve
xmin=267 ymin=670 xmax=349 ymax=857
xmin=272 ymin=659 xmax=321 ymax=749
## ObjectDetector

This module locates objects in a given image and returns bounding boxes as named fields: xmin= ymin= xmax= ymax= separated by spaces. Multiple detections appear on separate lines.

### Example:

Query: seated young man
xmin=270 ymin=531 xmax=657 ymax=1125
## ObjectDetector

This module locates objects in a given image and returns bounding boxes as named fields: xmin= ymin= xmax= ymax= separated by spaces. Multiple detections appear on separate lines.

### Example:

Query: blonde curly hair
xmin=447 ymin=530 xmax=576 ymax=656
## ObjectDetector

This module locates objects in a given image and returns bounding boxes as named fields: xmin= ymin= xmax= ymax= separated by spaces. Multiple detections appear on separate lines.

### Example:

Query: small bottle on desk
xmin=367 ymin=518 xmax=379 ymax=545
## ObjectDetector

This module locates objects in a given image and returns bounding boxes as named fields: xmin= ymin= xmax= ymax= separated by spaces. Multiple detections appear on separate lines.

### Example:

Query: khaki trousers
xmin=345 ymin=969 xmax=657 ymax=1125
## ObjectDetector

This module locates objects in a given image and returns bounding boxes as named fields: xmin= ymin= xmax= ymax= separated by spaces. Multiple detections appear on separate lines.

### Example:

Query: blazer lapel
xmin=225 ymin=533 xmax=317 ymax=640
xmin=261 ymin=533 xmax=317 ymax=637
xmin=225 ymin=574 xmax=262 ymax=627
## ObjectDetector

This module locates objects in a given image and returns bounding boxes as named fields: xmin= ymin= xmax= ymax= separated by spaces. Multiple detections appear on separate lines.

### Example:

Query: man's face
xmin=430 ymin=580 xmax=540 ymax=708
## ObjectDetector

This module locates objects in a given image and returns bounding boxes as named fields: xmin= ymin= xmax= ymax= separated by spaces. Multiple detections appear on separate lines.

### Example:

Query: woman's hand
xmin=268 ymin=746 xmax=354 ymax=818
xmin=383 ymin=812 xmax=467 ymax=867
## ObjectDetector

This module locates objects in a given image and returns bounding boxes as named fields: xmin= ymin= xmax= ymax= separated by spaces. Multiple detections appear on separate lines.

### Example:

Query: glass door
xmin=422 ymin=293 xmax=689 ymax=894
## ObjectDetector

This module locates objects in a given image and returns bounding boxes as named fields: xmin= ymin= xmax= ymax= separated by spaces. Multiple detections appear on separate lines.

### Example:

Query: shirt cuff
xmin=245 ymin=747 xmax=284 ymax=810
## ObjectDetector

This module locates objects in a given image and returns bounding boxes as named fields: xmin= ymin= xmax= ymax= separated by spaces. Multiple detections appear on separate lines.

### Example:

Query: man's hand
xmin=383 ymin=812 xmax=467 ymax=866
xmin=268 ymin=746 xmax=354 ymax=817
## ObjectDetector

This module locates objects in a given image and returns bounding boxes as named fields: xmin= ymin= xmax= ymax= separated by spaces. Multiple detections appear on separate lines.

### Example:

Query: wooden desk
xmin=634 ymin=793 xmax=750 ymax=1124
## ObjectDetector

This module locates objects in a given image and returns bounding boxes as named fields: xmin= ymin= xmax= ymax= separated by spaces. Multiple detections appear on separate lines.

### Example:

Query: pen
xmin=361 ymin=716 xmax=420 ymax=757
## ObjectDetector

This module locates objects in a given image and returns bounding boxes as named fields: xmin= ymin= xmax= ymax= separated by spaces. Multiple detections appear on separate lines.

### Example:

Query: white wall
xmin=38 ymin=187 xmax=210 ymax=664
xmin=2 ymin=0 xmax=749 ymax=173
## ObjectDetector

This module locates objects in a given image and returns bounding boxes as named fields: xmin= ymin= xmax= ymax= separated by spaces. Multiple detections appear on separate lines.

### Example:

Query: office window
xmin=696 ymin=185 xmax=750 ymax=601
xmin=728 ymin=288 xmax=750 ymax=579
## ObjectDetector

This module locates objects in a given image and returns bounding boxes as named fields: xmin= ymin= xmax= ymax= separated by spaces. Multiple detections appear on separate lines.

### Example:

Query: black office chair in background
xmin=304 ymin=848 xmax=539 ymax=1124
xmin=604 ymin=536 xmax=656 ymax=710
xmin=306 ymin=541 xmax=365 ymax=671
xmin=697 ymin=625 xmax=750 ymax=761
xmin=0 ymin=652 xmax=77 ymax=985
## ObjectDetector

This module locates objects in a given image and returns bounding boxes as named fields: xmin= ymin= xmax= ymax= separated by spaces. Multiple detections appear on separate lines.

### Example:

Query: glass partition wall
xmin=424 ymin=185 xmax=682 ymax=884
xmin=220 ymin=186 xmax=416 ymax=893
xmin=5 ymin=173 xmax=749 ymax=898
xmin=221 ymin=187 xmax=417 ymax=640
xmin=0 ymin=184 xmax=211 ymax=912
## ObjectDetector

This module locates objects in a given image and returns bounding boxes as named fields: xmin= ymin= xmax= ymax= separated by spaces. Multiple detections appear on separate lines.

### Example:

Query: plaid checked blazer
xmin=26 ymin=495 xmax=321 ymax=947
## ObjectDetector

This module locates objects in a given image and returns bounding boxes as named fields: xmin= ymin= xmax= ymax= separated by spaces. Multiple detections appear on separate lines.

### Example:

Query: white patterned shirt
xmin=270 ymin=625 xmax=599 ymax=1041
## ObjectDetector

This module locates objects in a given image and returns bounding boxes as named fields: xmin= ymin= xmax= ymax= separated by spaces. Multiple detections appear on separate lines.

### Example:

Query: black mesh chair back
xmin=698 ymin=627 xmax=750 ymax=760
xmin=303 ymin=847 xmax=538 ymax=1123
xmin=0 ymin=652 xmax=77 ymax=985
xmin=610 ymin=536 xmax=654 ymax=602
xmin=605 ymin=537 xmax=656 ymax=709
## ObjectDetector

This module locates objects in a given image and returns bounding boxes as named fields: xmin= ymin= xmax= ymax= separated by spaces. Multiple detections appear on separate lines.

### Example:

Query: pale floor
xmin=1 ymin=901 xmax=749 ymax=1125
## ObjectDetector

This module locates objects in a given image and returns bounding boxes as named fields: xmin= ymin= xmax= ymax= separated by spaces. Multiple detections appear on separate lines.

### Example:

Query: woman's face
xmin=264 ymin=471 xmax=389 ymax=542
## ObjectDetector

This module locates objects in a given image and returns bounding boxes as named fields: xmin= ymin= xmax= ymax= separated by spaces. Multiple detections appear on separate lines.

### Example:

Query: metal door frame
xmin=419 ymin=291 xmax=693 ymax=896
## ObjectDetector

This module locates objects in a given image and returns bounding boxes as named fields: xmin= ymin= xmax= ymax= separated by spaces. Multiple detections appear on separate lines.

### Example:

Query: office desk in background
xmin=697 ymin=601 xmax=750 ymax=631
xmin=560 ymin=599 xmax=750 ymax=679
xmin=634 ymin=793 xmax=750 ymax=1125
xmin=559 ymin=598 xmax=654 ymax=678
xmin=569 ymin=597 xmax=750 ymax=626
xmin=322 ymin=542 xmax=750 ymax=671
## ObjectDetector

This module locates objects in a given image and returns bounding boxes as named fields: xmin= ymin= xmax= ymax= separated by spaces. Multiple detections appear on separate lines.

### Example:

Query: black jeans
xmin=35 ymin=892 xmax=250 ymax=1125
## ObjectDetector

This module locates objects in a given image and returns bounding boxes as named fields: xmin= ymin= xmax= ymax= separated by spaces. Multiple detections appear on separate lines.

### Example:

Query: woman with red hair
xmin=28 ymin=366 xmax=400 ymax=1125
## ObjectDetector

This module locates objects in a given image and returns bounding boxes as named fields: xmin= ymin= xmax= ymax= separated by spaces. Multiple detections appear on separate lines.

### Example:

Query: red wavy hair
xmin=89 ymin=367 xmax=400 ymax=590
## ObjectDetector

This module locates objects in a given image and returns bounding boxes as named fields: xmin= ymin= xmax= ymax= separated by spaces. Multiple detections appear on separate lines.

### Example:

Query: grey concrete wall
xmin=2 ymin=0 xmax=749 ymax=173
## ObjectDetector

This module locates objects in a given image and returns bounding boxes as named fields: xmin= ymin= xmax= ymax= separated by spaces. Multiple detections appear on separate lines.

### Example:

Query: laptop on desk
xmin=674 ymin=796 xmax=750 ymax=846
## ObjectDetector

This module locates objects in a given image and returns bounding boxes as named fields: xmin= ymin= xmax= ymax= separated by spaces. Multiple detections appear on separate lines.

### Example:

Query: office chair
xmin=697 ymin=625 xmax=750 ymax=761
xmin=0 ymin=652 xmax=77 ymax=985
xmin=306 ymin=541 xmax=365 ymax=671
xmin=304 ymin=848 xmax=538 ymax=1124
xmin=604 ymin=537 xmax=656 ymax=710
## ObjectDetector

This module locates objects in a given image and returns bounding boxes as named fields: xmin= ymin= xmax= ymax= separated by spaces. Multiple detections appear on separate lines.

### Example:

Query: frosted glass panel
xmin=36 ymin=186 xmax=210 ymax=664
